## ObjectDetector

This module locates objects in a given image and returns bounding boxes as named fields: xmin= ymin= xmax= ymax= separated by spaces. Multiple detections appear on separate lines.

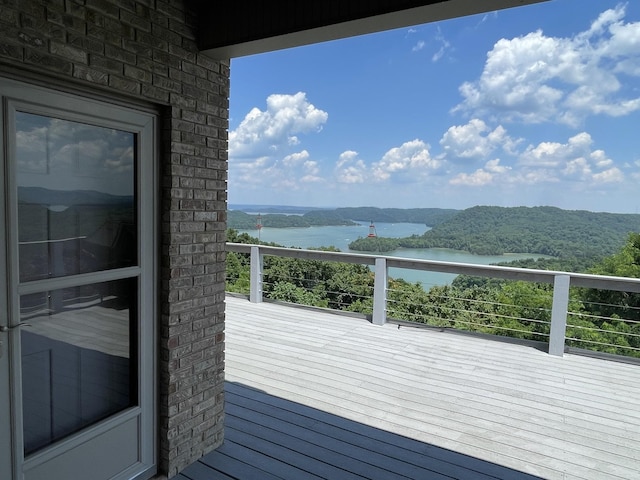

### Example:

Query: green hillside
xmin=228 ymin=206 xmax=458 ymax=229
xmin=227 ymin=209 xmax=356 ymax=229
xmin=349 ymin=205 xmax=640 ymax=258
xmin=334 ymin=206 xmax=458 ymax=225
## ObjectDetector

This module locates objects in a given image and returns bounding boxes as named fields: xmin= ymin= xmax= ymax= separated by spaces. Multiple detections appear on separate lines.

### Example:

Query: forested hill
xmin=228 ymin=209 xmax=357 ymax=229
xmin=349 ymin=205 xmax=640 ymax=258
xmin=228 ymin=206 xmax=458 ymax=229
xmin=332 ymin=207 xmax=458 ymax=225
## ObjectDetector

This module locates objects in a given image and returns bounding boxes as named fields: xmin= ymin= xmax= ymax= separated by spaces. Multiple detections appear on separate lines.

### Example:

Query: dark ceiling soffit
xmin=196 ymin=0 xmax=548 ymax=59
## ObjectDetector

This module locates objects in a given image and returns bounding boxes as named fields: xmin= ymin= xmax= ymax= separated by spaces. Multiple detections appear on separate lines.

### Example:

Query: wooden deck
xmin=180 ymin=295 xmax=640 ymax=480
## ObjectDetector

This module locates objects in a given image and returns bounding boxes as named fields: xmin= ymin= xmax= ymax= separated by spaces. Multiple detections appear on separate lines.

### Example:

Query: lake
xmin=238 ymin=221 xmax=545 ymax=287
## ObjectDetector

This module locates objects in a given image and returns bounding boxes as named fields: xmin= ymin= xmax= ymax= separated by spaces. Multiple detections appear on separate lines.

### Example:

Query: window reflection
xmin=21 ymin=280 xmax=136 ymax=455
xmin=16 ymin=112 xmax=136 ymax=282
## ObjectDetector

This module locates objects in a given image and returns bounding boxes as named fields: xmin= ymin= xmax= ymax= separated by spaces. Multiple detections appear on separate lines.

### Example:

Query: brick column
xmin=0 ymin=1 xmax=229 ymax=477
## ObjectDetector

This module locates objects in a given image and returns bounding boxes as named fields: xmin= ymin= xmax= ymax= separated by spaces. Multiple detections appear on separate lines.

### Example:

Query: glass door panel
xmin=21 ymin=279 xmax=136 ymax=455
xmin=15 ymin=111 xmax=140 ymax=456
xmin=16 ymin=112 xmax=137 ymax=282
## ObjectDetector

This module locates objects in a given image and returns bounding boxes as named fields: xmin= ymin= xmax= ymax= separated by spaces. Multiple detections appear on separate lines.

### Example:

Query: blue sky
xmin=228 ymin=0 xmax=640 ymax=214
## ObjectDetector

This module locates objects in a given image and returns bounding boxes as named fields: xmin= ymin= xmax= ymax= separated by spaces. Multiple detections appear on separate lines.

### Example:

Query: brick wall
xmin=0 ymin=0 xmax=228 ymax=477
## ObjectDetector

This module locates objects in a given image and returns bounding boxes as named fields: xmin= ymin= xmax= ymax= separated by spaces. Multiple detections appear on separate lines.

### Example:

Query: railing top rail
xmin=226 ymin=243 xmax=377 ymax=265
xmin=226 ymin=243 xmax=640 ymax=293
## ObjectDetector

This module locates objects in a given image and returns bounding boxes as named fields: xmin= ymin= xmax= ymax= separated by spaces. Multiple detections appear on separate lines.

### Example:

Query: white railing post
xmin=250 ymin=245 xmax=263 ymax=303
xmin=372 ymin=257 xmax=387 ymax=325
xmin=549 ymin=274 xmax=570 ymax=356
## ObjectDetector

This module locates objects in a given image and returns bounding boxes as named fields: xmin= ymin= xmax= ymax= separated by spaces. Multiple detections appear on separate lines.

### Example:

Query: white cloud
xmin=454 ymin=5 xmax=640 ymax=126
xmin=592 ymin=167 xmax=624 ymax=183
xmin=228 ymin=93 xmax=330 ymax=194
xmin=372 ymin=139 xmax=441 ymax=181
xmin=478 ymin=12 xmax=498 ymax=26
xmin=484 ymin=158 xmax=511 ymax=174
xmin=439 ymin=119 xmax=521 ymax=161
xmin=229 ymin=92 xmax=328 ymax=158
xmin=517 ymin=132 xmax=622 ymax=185
xmin=448 ymin=131 xmax=622 ymax=188
xmin=335 ymin=140 xmax=445 ymax=185
xmin=282 ymin=150 xmax=310 ymax=167
xmin=449 ymin=169 xmax=494 ymax=186
xmin=449 ymin=159 xmax=510 ymax=186
xmin=335 ymin=150 xmax=368 ymax=184
xmin=301 ymin=160 xmax=322 ymax=183
xmin=519 ymin=132 xmax=593 ymax=168
xmin=412 ymin=40 xmax=425 ymax=52
xmin=229 ymin=149 xmax=327 ymax=194
xmin=432 ymin=27 xmax=451 ymax=62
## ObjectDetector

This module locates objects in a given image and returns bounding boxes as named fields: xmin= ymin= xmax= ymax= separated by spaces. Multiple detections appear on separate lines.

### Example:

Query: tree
xmin=581 ymin=232 xmax=640 ymax=323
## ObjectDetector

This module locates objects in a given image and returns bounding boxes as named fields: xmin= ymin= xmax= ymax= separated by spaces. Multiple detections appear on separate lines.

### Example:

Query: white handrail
xmin=226 ymin=242 xmax=640 ymax=357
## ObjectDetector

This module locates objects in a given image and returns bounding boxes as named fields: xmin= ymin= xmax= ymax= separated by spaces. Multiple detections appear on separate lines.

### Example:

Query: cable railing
xmin=226 ymin=243 xmax=640 ymax=359
xmin=386 ymin=283 xmax=554 ymax=341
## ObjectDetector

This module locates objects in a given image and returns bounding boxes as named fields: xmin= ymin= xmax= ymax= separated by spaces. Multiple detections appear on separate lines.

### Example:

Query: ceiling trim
xmin=198 ymin=0 xmax=548 ymax=59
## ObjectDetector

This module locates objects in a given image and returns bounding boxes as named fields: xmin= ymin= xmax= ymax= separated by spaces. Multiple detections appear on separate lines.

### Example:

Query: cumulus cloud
xmin=517 ymin=132 xmax=622 ymax=184
xmin=519 ymin=132 xmax=593 ymax=168
xmin=439 ymin=119 xmax=522 ymax=161
xmin=449 ymin=159 xmax=511 ymax=186
xmin=282 ymin=150 xmax=310 ymax=167
xmin=454 ymin=5 xmax=640 ymax=126
xmin=449 ymin=168 xmax=494 ymax=186
xmin=229 ymin=149 xmax=326 ymax=194
xmin=333 ymin=140 xmax=445 ymax=185
xmin=449 ymin=131 xmax=622 ymax=188
xmin=228 ymin=93 xmax=330 ymax=194
xmin=300 ymin=159 xmax=323 ymax=183
xmin=372 ymin=139 xmax=442 ymax=181
xmin=229 ymin=92 xmax=328 ymax=157
xmin=335 ymin=150 xmax=368 ymax=184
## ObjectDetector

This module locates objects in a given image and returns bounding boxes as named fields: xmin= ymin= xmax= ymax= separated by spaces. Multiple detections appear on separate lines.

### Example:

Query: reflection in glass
xmin=16 ymin=112 xmax=136 ymax=282
xmin=21 ymin=280 xmax=136 ymax=455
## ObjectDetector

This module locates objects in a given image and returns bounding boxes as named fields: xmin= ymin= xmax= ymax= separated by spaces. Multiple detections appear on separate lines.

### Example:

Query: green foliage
xmin=228 ymin=206 xmax=460 ymax=230
xmin=262 ymin=255 xmax=374 ymax=310
xmin=269 ymin=282 xmax=329 ymax=307
xmin=227 ymin=210 xmax=261 ymax=230
xmin=575 ymin=233 xmax=640 ymax=351
xmin=301 ymin=210 xmax=357 ymax=226
xmin=333 ymin=207 xmax=458 ymax=225
xmin=225 ymin=251 xmax=249 ymax=293
xmin=347 ymin=236 xmax=400 ymax=252
xmin=226 ymin=228 xmax=260 ymax=244
xmin=227 ymin=210 xmax=357 ymax=230
xmin=225 ymin=228 xmax=640 ymax=358
xmin=349 ymin=206 xmax=640 ymax=259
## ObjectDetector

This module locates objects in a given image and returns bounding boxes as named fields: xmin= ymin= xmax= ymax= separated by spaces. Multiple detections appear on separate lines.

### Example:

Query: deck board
xmin=191 ymin=296 xmax=640 ymax=480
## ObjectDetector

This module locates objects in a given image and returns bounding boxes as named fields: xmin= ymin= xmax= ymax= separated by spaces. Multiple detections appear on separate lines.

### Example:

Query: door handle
xmin=0 ymin=323 xmax=30 ymax=332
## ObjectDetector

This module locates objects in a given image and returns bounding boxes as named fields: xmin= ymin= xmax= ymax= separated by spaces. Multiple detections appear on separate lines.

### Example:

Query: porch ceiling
xmin=195 ymin=0 xmax=548 ymax=59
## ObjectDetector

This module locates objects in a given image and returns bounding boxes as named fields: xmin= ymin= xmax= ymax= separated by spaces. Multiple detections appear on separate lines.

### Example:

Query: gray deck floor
xmin=181 ymin=296 xmax=640 ymax=480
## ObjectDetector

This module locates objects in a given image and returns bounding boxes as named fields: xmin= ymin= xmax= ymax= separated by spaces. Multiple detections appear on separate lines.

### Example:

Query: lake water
xmin=239 ymin=221 xmax=544 ymax=286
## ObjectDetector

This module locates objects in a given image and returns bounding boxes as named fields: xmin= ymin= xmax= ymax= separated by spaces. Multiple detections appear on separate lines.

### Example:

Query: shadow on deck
xmin=180 ymin=381 xmax=543 ymax=480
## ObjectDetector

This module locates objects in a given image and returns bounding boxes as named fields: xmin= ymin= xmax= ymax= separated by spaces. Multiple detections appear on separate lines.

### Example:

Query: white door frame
xmin=0 ymin=76 xmax=157 ymax=480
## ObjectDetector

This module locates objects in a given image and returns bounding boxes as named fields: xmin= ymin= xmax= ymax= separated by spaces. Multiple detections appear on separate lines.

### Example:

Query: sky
xmin=228 ymin=0 xmax=640 ymax=214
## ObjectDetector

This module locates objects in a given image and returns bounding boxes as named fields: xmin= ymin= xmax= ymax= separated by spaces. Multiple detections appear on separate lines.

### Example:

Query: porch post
xmin=372 ymin=257 xmax=387 ymax=325
xmin=250 ymin=245 xmax=263 ymax=303
xmin=549 ymin=274 xmax=570 ymax=356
